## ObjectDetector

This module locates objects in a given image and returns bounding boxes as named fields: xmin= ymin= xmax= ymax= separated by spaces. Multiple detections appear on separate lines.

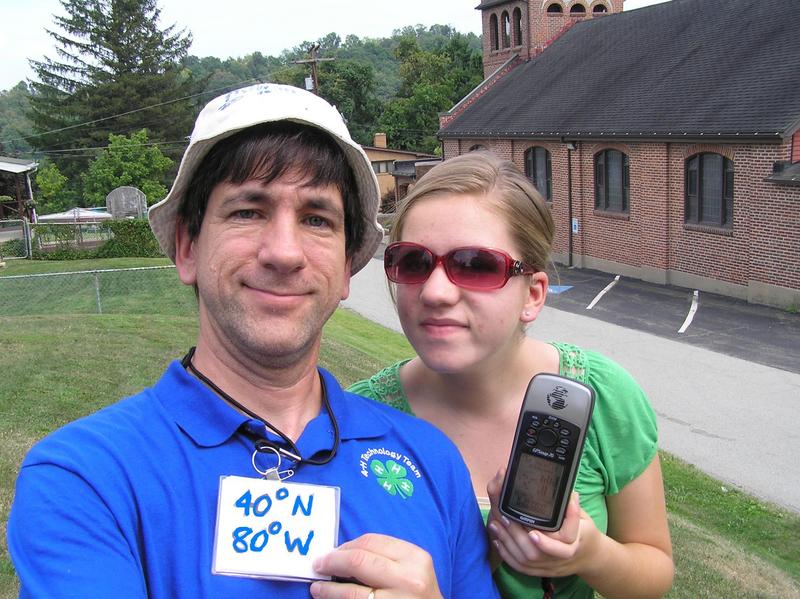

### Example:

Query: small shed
xmin=0 ymin=156 xmax=38 ymax=220
xmin=391 ymin=158 xmax=442 ymax=205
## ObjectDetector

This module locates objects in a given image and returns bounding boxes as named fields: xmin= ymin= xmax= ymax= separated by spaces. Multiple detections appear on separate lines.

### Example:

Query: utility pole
xmin=291 ymin=44 xmax=335 ymax=95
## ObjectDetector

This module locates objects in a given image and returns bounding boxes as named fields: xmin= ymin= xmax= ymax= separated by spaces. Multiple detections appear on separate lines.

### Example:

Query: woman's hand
xmin=488 ymin=458 xmax=674 ymax=599
xmin=486 ymin=469 xmax=598 ymax=578
xmin=310 ymin=533 xmax=443 ymax=599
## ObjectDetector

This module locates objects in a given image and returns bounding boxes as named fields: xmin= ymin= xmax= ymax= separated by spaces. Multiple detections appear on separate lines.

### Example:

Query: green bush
xmin=30 ymin=219 xmax=164 ymax=260
xmin=32 ymin=245 xmax=95 ymax=260
xmin=94 ymin=219 xmax=163 ymax=258
xmin=31 ymin=223 xmax=94 ymax=260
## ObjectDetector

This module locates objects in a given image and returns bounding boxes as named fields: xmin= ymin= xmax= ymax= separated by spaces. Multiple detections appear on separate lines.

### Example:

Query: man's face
xmin=175 ymin=170 xmax=352 ymax=369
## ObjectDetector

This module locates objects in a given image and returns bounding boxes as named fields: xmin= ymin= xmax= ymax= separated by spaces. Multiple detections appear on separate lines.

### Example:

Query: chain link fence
xmin=1 ymin=218 xmax=121 ymax=260
xmin=0 ymin=266 xmax=198 ymax=317
xmin=30 ymin=221 xmax=113 ymax=255
xmin=0 ymin=219 xmax=31 ymax=259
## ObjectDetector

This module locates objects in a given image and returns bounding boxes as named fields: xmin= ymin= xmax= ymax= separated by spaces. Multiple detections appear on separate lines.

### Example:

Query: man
xmin=7 ymin=84 xmax=498 ymax=599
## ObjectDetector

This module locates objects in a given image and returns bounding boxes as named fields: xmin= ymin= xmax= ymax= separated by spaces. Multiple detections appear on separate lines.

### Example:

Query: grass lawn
xmin=1 ymin=259 xmax=798 ymax=598
xmin=0 ymin=258 xmax=195 ymax=316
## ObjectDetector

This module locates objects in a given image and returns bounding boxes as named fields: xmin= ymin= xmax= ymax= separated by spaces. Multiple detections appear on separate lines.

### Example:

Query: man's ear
xmin=340 ymin=256 xmax=352 ymax=301
xmin=174 ymin=220 xmax=197 ymax=286
xmin=520 ymin=271 xmax=549 ymax=324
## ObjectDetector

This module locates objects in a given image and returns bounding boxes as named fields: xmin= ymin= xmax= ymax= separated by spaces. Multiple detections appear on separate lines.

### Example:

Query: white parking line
xmin=586 ymin=275 xmax=620 ymax=310
xmin=678 ymin=290 xmax=699 ymax=333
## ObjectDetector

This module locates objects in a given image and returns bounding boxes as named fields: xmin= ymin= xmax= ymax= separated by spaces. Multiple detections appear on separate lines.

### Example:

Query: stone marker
xmin=106 ymin=186 xmax=147 ymax=218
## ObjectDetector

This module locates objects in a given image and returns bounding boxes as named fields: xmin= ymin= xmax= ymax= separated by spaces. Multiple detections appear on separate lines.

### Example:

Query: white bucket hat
xmin=148 ymin=83 xmax=383 ymax=274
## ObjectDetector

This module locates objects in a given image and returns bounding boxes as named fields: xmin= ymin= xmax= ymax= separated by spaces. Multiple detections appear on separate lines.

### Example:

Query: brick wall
xmin=481 ymin=1 xmax=620 ymax=77
xmin=481 ymin=1 xmax=529 ymax=77
xmin=506 ymin=141 xmax=569 ymax=257
xmin=734 ymin=142 xmax=799 ymax=292
xmin=665 ymin=144 xmax=746 ymax=286
xmin=445 ymin=137 xmax=800 ymax=302
xmin=793 ymin=130 xmax=800 ymax=163
xmin=442 ymin=139 xmax=460 ymax=159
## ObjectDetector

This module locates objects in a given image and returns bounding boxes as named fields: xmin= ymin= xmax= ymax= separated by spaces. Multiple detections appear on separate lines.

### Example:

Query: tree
xmin=379 ymin=31 xmax=483 ymax=153
xmin=82 ymin=129 xmax=173 ymax=207
xmin=318 ymin=61 xmax=383 ymax=146
xmin=28 ymin=0 xmax=198 ymax=184
xmin=0 ymin=82 xmax=34 ymax=156
xmin=34 ymin=161 xmax=71 ymax=214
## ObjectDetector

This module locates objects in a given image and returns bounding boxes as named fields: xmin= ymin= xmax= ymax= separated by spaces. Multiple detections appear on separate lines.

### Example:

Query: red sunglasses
xmin=384 ymin=242 xmax=536 ymax=290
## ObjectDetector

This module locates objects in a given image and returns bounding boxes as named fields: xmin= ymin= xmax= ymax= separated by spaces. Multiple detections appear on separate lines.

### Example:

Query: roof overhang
xmin=437 ymin=131 xmax=786 ymax=144
xmin=0 ymin=158 xmax=38 ymax=175
xmin=475 ymin=0 xmax=514 ymax=8
xmin=765 ymin=161 xmax=800 ymax=185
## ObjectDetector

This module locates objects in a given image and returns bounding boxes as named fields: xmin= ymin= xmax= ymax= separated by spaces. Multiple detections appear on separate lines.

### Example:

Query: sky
xmin=0 ymin=0 xmax=669 ymax=91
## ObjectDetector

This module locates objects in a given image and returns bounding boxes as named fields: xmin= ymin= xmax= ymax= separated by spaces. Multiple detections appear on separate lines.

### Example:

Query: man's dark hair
xmin=179 ymin=122 xmax=364 ymax=258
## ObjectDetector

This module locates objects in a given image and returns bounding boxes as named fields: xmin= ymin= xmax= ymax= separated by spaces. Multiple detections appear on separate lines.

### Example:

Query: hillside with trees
xmin=0 ymin=0 xmax=482 ymax=214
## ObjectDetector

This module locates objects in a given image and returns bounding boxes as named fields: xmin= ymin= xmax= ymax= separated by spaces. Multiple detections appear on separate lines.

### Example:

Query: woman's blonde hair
xmin=390 ymin=152 xmax=554 ymax=272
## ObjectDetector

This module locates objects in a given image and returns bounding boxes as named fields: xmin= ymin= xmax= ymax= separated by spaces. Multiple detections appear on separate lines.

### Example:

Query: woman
xmin=349 ymin=152 xmax=673 ymax=598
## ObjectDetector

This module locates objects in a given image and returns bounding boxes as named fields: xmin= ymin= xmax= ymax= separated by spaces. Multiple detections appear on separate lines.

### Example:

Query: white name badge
xmin=212 ymin=475 xmax=341 ymax=581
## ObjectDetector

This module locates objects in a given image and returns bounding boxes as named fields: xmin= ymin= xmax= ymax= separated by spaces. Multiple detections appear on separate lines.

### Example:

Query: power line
xmin=36 ymin=139 xmax=188 ymax=155
xmin=0 ymin=77 xmax=262 ymax=146
xmin=26 ymin=116 xmax=186 ymax=153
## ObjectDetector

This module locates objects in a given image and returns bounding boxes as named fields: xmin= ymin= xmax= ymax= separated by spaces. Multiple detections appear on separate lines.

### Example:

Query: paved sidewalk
xmin=342 ymin=257 xmax=800 ymax=513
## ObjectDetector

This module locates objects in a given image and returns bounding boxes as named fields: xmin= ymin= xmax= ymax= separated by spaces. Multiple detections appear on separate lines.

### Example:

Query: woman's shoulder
xmin=550 ymin=341 xmax=655 ymax=427
xmin=551 ymin=342 xmax=639 ymax=389
xmin=348 ymin=359 xmax=414 ymax=415
xmin=551 ymin=343 xmax=658 ymax=492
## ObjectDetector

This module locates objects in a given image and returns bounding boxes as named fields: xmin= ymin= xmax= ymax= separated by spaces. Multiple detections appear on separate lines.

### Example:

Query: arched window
xmin=524 ymin=147 xmax=552 ymax=202
xmin=570 ymin=4 xmax=587 ymax=14
xmin=469 ymin=144 xmax=488 ymax=152
xmin=594 ymin=149 xmax=629 ymax=212
xmin=685 ymin=153 xmax=734 ymax=228
xmin=513 ymin=8 xmax=523 ymax=46
xmin=547 ymin=3 xmax=563 ymax=13
xmin=593 ymin=4 xmax=608 ymax=13
xmin=490 ymin=14 xmax=499 ymax=51
xmin=501 ymin=11 xmax=511 ymax=48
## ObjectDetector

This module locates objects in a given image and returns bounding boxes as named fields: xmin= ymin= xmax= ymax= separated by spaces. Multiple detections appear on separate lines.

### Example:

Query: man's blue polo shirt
xmin=8 ymin=361 xmax=498 ymax=599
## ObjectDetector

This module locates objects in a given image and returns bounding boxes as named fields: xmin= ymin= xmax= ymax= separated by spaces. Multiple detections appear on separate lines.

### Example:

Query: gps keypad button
xmin=538 ymin=428 xmax=558 ymax=447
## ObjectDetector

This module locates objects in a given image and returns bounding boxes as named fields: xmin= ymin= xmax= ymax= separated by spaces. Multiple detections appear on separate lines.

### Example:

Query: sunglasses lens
xmin=385 ymin=244 xmax=434 ymax=284
xmin=448 ymin=248 xmax=507 ymax=288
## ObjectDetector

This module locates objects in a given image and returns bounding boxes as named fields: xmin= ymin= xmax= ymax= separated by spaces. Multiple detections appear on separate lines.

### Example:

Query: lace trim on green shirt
xmin=365 ymin=360 xmax=413 ymax=414
xmin=553 ymin=342 xmax=588 ymax=383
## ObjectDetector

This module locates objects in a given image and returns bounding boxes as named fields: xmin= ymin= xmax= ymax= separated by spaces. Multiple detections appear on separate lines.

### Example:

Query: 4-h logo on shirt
xmin=370 ymin=459 xmax=415 ymax=498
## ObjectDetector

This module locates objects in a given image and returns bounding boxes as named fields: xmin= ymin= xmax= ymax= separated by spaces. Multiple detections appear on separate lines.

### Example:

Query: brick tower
xmin=477 ymin=0 xmax=624 ymax=77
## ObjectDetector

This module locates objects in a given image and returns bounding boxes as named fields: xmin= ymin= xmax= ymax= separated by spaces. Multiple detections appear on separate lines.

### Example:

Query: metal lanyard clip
xmin=251 ymin=443 xmax=295 ymax=481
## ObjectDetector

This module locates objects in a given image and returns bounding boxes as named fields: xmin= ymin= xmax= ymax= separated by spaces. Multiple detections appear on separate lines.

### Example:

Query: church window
xmin=525 ymin=147 xmax=552 ymax=202
xmin=685 ymin=153 xmax=734 ymax=228
xmin=595 ymin=149 xmax=629 ymax=213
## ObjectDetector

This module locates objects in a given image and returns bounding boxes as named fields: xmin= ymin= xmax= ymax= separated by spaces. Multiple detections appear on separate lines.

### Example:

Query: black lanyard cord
xmin=541 ymin=577 xmax=555 ymax=599
xmin=181 ymin=347 xmax=340 ymax=467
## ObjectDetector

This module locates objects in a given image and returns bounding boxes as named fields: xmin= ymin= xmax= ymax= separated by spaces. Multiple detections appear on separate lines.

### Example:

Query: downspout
xmin=567 ymin=145 xmax=574 ymax=267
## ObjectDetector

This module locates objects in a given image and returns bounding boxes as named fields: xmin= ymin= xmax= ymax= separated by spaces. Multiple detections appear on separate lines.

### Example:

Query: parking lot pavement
xmin=545 ymin=266 xmax=800 ymax=374
xmin=343 ymin=258 xmax=800 ymax=512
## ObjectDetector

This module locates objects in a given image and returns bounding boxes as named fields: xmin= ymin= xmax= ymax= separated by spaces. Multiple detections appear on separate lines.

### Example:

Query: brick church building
xmin=438 ymin=0 xmax=800 ymax=309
